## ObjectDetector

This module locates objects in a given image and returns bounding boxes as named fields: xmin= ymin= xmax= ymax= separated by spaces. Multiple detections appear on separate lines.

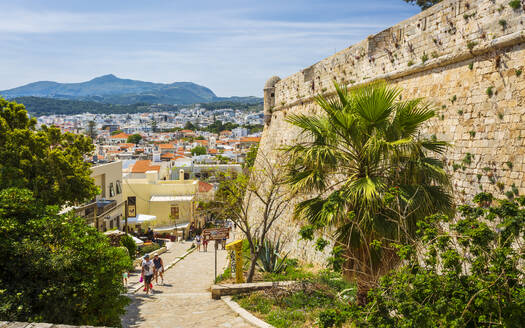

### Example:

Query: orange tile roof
xmin=159 ymin=143 xmax=175 ymax=149
xmin=119 ymin=143 xmax=135 ymax=149
xmin=161 ymin=152 xmax=176 ymax=159
xmin=110 ymin=132 xmax=130 ymax=139
xmin=180 ymin=129 xmax=193 ymax=133
xmin=131 ymin=160 xmax=161 ymax=173
xmin=198 ymin=181 xmax=213 ymax=193
xmin=240 ymin=137 xmax=261 ymax=143
xmin=208 ymin=149 xmax=218 ymax=154
xmin=196 ymin=140 xmax=208 ymax=145
xmin=220 ymin=130 xmax=233 ymax=135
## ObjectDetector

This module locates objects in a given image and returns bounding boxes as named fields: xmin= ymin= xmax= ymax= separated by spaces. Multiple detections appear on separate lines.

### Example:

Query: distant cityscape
xmin=36 ymin=104 xmax=263 ymax=167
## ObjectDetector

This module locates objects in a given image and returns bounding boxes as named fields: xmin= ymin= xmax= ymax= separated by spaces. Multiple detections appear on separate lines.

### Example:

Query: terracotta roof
xmin=119 ymin=143 xmax=135 ymax=149
xmin=240 ymin=137 xmax=261 ymax=143
xmin=161 ymin=152 xmax=176 ymax=159
xmin=131 ymin=160 xmax=161 ymax=173
xmin=220 ymin=130 xmax=233 ymax=135
xmin=180 ymin=129 xmax=193 ymax=133
xmin=159 ymin=143 xmax=175 ymax=149
xmin=111 ymin=132 xmax=130 ymax=139
xmin=208 ymin=149 xmax=218 ymax=154
xmin=198 ymin=181 xmax=213 ymax=193
xmin=196 ymin=140 xmax=208 ymax=145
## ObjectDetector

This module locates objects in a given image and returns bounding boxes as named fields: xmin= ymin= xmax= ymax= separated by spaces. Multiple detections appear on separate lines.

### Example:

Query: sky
xmin=0 ymin=0 xmax=420 ymax=97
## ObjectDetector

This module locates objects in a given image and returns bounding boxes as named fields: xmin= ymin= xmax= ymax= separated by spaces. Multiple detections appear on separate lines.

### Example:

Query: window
xmin=109 ymin=183 xmax=115 ymax=197
xmin=170 ymin=206 xmax=179 ymax=221
xmin=116 ymin=180 xmax=122 ymax=194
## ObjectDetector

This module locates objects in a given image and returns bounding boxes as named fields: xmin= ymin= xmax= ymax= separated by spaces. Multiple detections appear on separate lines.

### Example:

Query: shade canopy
xmin=126 ymin=214 xmax=157 ymax=224
xmin=149 ymin=195 xmax=194 ymax=202
xmin=153 ymin=222 xmax=190 ymax=232
xmin=131 ymin=235 xmax=144 ymax=246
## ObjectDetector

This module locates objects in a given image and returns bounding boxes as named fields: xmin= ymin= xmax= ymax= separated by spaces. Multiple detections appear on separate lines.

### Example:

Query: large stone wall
xmin=251 ymin=0 xmax=525 ymax=264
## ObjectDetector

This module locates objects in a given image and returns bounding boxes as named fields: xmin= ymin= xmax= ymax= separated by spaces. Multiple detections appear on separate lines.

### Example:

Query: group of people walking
xmin=140 ymin=253 xmax=165 ymax=295
xmin=194 ymin=233 xmax=227 ymax=252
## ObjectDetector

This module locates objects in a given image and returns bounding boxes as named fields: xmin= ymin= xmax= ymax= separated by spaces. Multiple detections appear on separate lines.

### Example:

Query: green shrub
xmin=318 ymin=309 xmax=349 ymax=328
xmin=348 ymin=194 xmax=525 ymax=327
xmin=120 ymin=234 xmax=137 ymax=259
xmin=509 ymin=0 xmax=521 ymax=9
xmin=138 ymin=243 xmax=161 ymax=256
xmin=0 ymin=188 xmax=131 ymax=326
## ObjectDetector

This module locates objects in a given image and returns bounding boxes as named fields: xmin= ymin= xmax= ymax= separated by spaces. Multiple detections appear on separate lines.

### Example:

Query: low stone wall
xmin=211 ymin=281 xmax=297 ymax=299
xmin=0 ymin=322 xmax=101 ymax=328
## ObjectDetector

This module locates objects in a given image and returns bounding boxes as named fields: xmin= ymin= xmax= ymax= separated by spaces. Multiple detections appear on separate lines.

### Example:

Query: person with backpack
xmin=153 ymin=254 xmax=164 ymax=285
xmin=142 ymin=254 xmax=155 ymax=295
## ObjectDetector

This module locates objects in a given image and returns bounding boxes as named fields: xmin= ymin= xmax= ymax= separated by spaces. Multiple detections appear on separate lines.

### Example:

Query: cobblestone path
xmin=122 ymin=242 xmax=253 ymax=328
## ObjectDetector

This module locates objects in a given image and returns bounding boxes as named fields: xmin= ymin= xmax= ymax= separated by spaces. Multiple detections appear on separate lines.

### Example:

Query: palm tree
xmin=283 ymin=82 xmax=453 ymax=303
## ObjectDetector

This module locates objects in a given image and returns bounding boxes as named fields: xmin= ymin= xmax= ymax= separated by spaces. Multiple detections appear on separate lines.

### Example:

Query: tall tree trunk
xmin=246 ymin=253 xmax=258 ymax=282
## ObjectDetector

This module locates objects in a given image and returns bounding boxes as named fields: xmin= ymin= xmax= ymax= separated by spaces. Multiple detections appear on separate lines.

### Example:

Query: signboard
xmin=226 ymin=240 xmax=244 ymax=283
xmin=202 ymin=227 xmax=230 ymax=241
xmin=127 ymin=205 xmax=136 ymax=218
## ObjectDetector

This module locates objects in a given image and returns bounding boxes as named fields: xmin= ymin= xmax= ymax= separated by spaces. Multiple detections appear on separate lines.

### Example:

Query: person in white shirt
xmin=142 ymin=254 xmax=155 ymax=295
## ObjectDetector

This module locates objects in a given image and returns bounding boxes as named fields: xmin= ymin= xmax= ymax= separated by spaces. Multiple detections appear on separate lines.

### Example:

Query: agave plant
xmin=257 ymin=238 xmax=290 ymax=274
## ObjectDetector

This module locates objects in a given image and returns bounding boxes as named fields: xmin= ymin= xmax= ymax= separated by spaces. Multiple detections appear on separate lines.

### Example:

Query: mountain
xmin=0 ymin=74 xmax=260 ymax=105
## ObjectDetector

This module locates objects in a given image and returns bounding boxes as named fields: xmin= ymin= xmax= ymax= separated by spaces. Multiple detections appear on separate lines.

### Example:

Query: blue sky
xmin=0 ymin=0 xmax=419 ymax=97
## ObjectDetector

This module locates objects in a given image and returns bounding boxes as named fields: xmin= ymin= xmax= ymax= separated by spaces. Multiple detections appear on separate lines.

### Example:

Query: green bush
xmin=138 ymin=243 xmax=161 ymax=256
xmin=318 ymin=309 xmax=348 ymax=328
xmin=0 ymin=188 xmax=131 ymax=326
xmin=348 ymin=194 xmax=525 ymax=327
xmin=120 ymin=234 xmax=137 ymax=259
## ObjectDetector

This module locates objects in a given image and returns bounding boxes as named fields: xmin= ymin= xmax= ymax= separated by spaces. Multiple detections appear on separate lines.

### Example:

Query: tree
xmin=283 ymin=82 xmax=453 ymax=302
xmin=215 ymin=152 xmax=290 ymax=282
xmin=86 ymin=120 xmax=97 ymax=140
xmin=0 ymin=98 xmax=99 ymax=206
xmin=111 ymin=129 xmax=123 ymax=135
xmin=0 ymin=188 xmax=132 ymax=326
xmin=349 ymin=194 xmax=525 ymax=327
xmin=150 ymin=119 xmax=158 ymax=133
xmin=127 ymin=133 xmax=142 ymax=145
xmin=403 ymin=0 xmax=442 ymax=10
xmin=184 ymin=121 xmax=196 ymax=130
xmin=191 ymin=145 xmax=207 ymax=156
xmin=243 ymin=144 xmax=258 ymax=169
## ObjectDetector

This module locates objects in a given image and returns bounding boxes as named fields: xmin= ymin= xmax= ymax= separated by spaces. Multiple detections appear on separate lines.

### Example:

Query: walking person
xmin=153 ymin=254 xmax=164 ymax=285
xmin=122 ymin=270 xmax=129 ymax=286
xmin=202 ymin=235 xmax=208 ymax=252
xmin=142 ymin=254 xmax=155 ymax=295
xmin=195 ymin=234 xmax=202 ymax=252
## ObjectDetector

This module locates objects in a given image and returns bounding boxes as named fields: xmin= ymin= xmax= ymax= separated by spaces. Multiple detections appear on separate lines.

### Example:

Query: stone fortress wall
xmin=251 ymin=0 xmax=525 ymax=264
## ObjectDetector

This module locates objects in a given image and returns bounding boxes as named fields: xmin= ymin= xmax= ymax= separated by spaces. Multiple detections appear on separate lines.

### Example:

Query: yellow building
xmin=69 ymin=161 xmax=125 ymax=232
xmin=123 ymin=167 xmax=213 ymax=237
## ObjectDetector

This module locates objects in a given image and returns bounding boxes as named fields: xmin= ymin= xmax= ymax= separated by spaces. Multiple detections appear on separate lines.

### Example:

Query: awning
xmin=131 ymin=235 xmax=144 ymax=246
xmin=153 ymin=222 xmax=190 ymax=232
xmin=149 ymin=195 xmax=194 ymax=202
xmin=126 ymin=214 xmax=157 ymax=224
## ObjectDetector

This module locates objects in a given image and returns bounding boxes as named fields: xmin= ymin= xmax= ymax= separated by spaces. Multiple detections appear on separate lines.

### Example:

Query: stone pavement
xmin=122 ymin=242 xmax=254 ymax=328
xmin=126 ymin=241 xmax=190 ymax=293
